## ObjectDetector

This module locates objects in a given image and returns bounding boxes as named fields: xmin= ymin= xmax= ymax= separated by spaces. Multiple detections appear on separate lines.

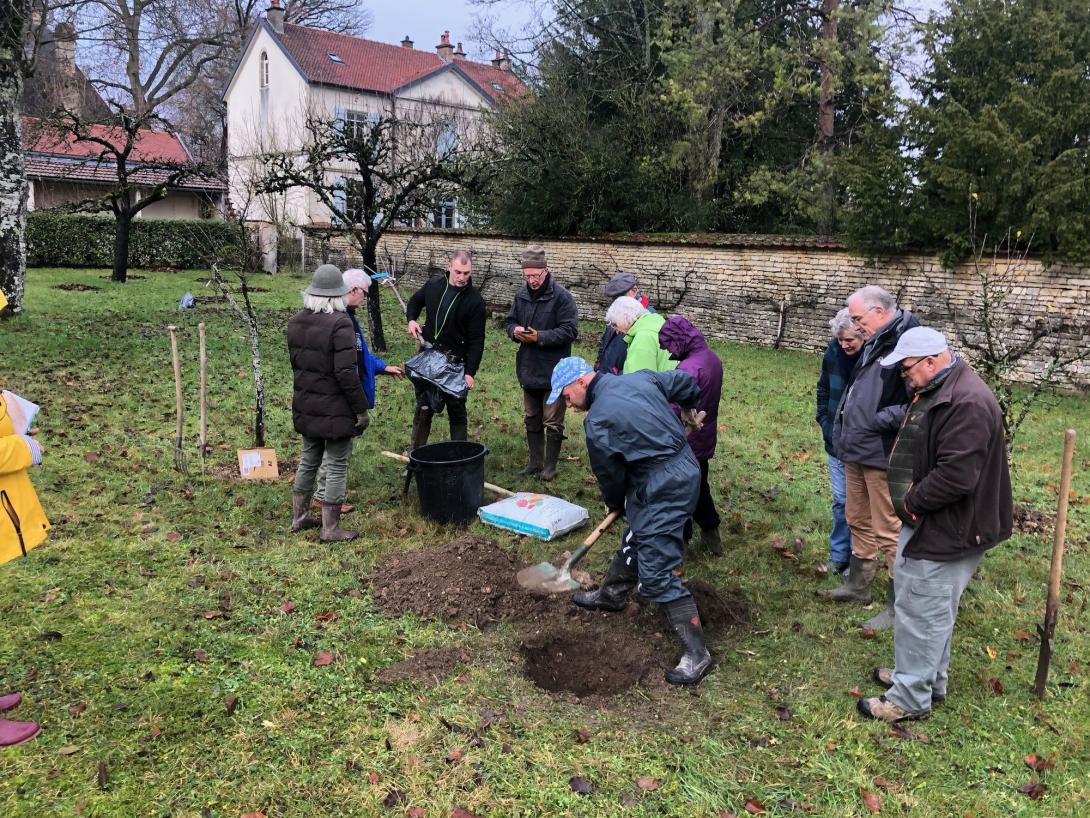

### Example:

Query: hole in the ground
xmin=520 ymin=626 xmax=654 ymax=696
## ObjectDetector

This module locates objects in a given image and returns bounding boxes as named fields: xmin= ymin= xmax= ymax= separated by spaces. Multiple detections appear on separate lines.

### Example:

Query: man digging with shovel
xmin=547 ymin=357 xmax=713 ymax=686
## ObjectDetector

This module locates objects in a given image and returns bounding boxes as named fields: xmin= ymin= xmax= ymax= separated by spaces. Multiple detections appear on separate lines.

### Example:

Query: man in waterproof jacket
xmin=405 ymin=249 xmax=487 ymax=449
xmin=595 ymin=271 xmax=653 ymax=375
xmin=546 ymin=357 xmax=713 ymax=686
xmin=822 ymin=286 xmax=919 ymax=629
xmin=858 ymin=327 xmax=1012 ymax=722
xmin=506 ymin=244 xmax=579 ymax=481
xmin=659 ymin=315 xmax=724 ymax=555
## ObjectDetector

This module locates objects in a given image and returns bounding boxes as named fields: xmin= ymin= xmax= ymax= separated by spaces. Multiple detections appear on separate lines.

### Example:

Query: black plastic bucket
xmin=408 ymin=441 xmax=487 ymax=525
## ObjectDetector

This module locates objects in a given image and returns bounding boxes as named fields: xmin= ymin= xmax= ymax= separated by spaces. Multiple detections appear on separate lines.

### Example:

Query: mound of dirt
xmin=369 ymin=535 xmax=751 ymax=698
xmin=1014 ymin=505 xmax=1053 ymax=535
xmin=376 ymin=647 xmax=470 ymax=687
xmin=53 ymin=283 xmax=102 ymax=292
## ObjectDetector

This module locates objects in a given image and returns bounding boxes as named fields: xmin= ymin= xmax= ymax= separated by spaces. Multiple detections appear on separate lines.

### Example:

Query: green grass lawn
xmin=1 ymin=267 xmax=1087 ymax=817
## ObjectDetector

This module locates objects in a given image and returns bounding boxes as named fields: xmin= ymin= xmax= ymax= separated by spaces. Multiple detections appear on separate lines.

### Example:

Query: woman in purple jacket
xmin=659 ymin=316 xmax=724 ymax=555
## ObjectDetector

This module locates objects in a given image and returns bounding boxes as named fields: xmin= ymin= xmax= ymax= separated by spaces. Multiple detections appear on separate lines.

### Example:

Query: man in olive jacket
xmin=505 ymin=244 xmax=579 ymax=481
xmin=857 ymin=327 xmax=1012 ymax=722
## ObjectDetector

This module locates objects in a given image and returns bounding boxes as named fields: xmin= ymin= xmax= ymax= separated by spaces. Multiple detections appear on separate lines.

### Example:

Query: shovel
xmin=517 ymin=510 xmax=621 ymax=594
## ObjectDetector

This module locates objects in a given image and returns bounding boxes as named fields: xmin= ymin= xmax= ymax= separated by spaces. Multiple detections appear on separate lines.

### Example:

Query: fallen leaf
xmin=280 ymin=601 xmax=296 ymax=614
xmin=313 ymin=651 xmax=335 ymax=667
xmin=451 ymin=809 xmax=480 ymax=818
xmin=987 ymin=676 xmax=1004 ymax=695
xmin=825 ymin=741 xmax=837 ymax=751
xmin=862 ymin=628 xmax=876 ymax=640
xmin=406 ymin=809 xmax=426 ymax=818
xmin=848 ymin=686 xmax=863 ymax=698
xmin=68 ymin=703 xmax=87 ymax=717
xmin=774 ymin=706 xmax=792 ymax=721
xmin=1013 ymin=630 xmax=1032 ymax=641
xmin=225 ymin=696 xmax=239 ymax=716
xmin=986 ymin=645 xmax=998 ymax=659
xmin=368 ymin=772 xmax=380 ymax=785
xmin=192 ymin=649 xmax=208 ymax=664
xmin=569 ymin=776 xmax=595 ymax=795
xmin=873 ymin=776 xmax=891 ymax=789
xmin=240 ymin=812 xmax=266 ymax=818
xmin=165 ymin=531 xmax=181 ymax=542
xmin=58 ymin=745 xmax=80 ymax=755
xmin=1024 ymin=754 xmax=1056 ymax=772
xmin=501 ymin=742 xmax=512 ymax=753
xmin=445 ymin=748 xmax=463 ymax=764
xmin=575 ymin=729 xmax=592 ymax=744
xmin=1017 ymin=782 xmax=1046 ymax=799
xmin=203 ymin=610 xmax=223 ymax=620
xmin=84 ymin=452 xmax=100 ymax=463
xmin=861 ymin=789 xmax=881 ymax=812
xmin=149 ymin=727 xmax=161 ymax=739
xmin=744 ymin=799 xmax=766 ymax=814
xmin=314 ymin=610 xmax=338 ymax=624
xmin=887 ymin=725 xmax=928 ymax=742
xmin=382 ymin=789 xmax=406 ymax=807
xmin=635 ymin=777 xmax=660 ymax=791
xmin=97 ymin=761 xmax=107 ymax=789
xmin=770 ymin=537 xmax=787 ymax=551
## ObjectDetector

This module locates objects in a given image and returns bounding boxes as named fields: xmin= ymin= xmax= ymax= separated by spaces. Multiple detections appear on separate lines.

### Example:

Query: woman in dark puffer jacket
xmin=286 ymin=265 xmax=370 ymax=542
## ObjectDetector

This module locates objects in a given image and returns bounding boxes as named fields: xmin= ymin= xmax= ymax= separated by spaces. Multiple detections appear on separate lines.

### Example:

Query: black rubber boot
xmin=664 ymin=596 xmax=714 ymax=686
xmin=409 ymin=407 xmax=433 ymax=452
xmin=449 ymin=422 xmax=468 ymax=442
xmin=540 ymin=432 xmax=563 ymax=481
xmin=572 ymin=550 xmax=637 ymax=612
xmin=699 ymin=526 xmax=723 ymax=556
xmin=320 ymin=503 xmax=359 ymax=542
xmin=519 ymin=431 xmax=545 ymax=476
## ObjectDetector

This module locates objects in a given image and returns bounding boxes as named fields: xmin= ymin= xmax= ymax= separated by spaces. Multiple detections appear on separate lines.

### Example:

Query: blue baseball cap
xmin=547 ymin=356 xmax=593 ymax=404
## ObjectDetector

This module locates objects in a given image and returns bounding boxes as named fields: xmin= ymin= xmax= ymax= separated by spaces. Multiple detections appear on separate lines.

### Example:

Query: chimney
xmin=52 ymin=22 xmax=76 ymax=69
xmin=491 ymin=49 xmax=503 ymax=69
xmin=453 ymin=42 xmax=465 ymax=60
xmin=266 ymin=0 xmax=284 ymax=34
xmin=401 ymin=35 xmax=414 ymax=49
xmin=500 ymin=49 xmax=510 ymax=72
xmin=436 ymin=30 xmax=454 ymax=61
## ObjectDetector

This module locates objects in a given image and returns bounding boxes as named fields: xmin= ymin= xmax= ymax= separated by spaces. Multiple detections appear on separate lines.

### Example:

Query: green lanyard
xmin=435 ymin=282 xmax=462 ymax=340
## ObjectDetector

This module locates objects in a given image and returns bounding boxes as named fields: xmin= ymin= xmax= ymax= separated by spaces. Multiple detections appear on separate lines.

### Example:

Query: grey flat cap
xmin=604 ymin=271 xmax=637 ymax=298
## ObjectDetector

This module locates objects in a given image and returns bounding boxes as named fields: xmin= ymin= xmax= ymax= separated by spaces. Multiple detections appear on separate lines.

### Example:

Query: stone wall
xmin=303 ymin=227 xmax=1090 ymax=386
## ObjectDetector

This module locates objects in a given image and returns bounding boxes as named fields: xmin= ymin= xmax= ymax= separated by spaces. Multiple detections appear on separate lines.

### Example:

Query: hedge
xmin=27 ymin=212 xmax=238 ymax=270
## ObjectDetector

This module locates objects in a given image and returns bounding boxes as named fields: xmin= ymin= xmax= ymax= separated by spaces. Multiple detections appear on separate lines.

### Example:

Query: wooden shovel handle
xmin=566 ymin=510 xmax=622 ymax=570
xmin=168 ymin=325 xmax=183 ymax=440
xmin=379 ymin=450 xmax=515 ymax=497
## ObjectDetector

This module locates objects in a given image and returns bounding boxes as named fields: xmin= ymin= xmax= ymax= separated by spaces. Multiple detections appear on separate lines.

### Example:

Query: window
xmin=341 ymin=110 xmax=381 ymax=143
xmin=344 ymin=178 xmax=367 ymax=225
xmin=260 ymin=51 xmax=269 ymax=88
xmin=436 ymin=122 xmax=458 ymax=157
xmin=431 ymin=199 xmax=466 ymax=229
xmin=328 ymin=52 xmax=343 ymax=63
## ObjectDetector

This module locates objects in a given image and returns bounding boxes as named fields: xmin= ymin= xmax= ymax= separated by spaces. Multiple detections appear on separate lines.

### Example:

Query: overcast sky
xmin=366 ymin=1 xmax=537 ymax=61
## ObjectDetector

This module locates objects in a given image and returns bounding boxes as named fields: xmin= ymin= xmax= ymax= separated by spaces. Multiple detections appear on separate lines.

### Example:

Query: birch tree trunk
xmin=0 ymin=0 xmax=29 ymax=315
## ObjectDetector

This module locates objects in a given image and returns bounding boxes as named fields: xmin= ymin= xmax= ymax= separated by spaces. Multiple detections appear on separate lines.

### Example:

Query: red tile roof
xmin=22 ymin=117 xmax=194 ymax=164
xmin=273 ymin=24 xmax=525 ymax=103
xmin=22 ymin=117 xmax=224 ymax=191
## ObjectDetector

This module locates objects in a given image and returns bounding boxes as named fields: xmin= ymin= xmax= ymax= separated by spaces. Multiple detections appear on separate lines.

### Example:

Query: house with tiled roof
xmin=23 ymin=117 xmax=226 ymax=219
xmin=224 ymin=1 xmax=524 ymax=247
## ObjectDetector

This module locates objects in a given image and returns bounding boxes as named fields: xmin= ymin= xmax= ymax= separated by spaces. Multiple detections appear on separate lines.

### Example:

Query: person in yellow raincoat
xmin=1 ymin=394 xmax=49 ymax=564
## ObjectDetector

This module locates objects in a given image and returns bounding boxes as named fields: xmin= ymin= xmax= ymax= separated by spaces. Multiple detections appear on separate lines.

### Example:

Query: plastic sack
xmin=179 ymin=292 xmax=195 ymax=309
xmin=405 ymin=347 xmax=468 ymax=400
xmin=478 ymin=492 xmax=589 ymax=541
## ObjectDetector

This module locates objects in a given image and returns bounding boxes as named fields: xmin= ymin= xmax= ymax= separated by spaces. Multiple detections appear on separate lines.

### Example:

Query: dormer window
xmin=260 ymin=51 xmax=269 ymax=87
xmin=490 ymin=81 xmax=503 ymax=92
xmin=328 ymin=53 xmax=343 ymax=63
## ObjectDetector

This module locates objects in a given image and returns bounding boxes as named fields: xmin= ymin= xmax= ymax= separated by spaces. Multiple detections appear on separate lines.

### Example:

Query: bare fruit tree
xmin=259 ymin=105 xmax=484 ymax=352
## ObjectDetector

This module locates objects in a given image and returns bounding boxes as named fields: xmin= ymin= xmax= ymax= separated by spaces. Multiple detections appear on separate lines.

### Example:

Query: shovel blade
xmin=517 ymin=560 xmax=579 ymax=594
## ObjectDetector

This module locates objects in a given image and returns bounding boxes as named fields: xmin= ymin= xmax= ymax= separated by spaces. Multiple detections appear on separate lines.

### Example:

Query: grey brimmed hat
xmin=880 ymin=327 xmax=948 ymax=367
xmin=520 ymin=244 xmax=547 ymax=269
xmin=305 ymin=264 xmax=349 ymax=297
xmin=604 ymin=271 xmax=637 ymax=298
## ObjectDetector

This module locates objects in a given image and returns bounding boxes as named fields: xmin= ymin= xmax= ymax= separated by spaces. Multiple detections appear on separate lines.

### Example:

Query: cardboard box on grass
xmin=238 ymin=448 xmax=279 ymax=480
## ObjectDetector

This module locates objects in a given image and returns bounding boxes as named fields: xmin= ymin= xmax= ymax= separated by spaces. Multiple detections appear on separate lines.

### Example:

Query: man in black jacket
xmin=405 ymin=249 xmax=487 ymax=448
xmin=505 ymin=245 xmax=580 ymax=481
xmin=857 ymin=327 xmax=1012 ymax=722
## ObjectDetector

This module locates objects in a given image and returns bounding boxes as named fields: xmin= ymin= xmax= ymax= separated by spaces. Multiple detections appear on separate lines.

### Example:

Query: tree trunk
xmin=0 ymin=1 xmax=28 ymax=316
xmin=112 ymin=211 xmax=133 ymax=283
xmin=362 ymin=241 xmax=387 ymax=352
xmin=817 ymin=0 xmax=839 ymax=237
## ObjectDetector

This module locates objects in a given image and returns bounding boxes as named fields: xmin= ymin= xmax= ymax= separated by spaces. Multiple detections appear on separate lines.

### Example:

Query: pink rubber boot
xmin=0 ymin=718 xmax=41 ymax=746
xmin=0 ymin=692 xmax=23 ymax=712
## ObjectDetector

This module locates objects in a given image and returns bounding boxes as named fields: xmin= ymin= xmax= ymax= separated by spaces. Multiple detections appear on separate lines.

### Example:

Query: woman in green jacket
xmin=605 ymin=296 xmax=676 ymax=374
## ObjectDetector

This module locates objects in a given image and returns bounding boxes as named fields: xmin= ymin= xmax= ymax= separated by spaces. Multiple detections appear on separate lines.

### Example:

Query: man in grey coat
xmin=506 ymin=245 xmax=580 ymax=481
xmin=822 ymin=286 xmax=919 ymax=630
xmin=547 ymin=356 xmax=713 ymax=686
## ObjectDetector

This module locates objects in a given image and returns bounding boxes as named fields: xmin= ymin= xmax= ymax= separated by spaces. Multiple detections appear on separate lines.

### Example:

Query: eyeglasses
xmin=900 ymin=356 xmax=931 ymax=375
xmin=850 ymin=305 xmax=878 ymax=324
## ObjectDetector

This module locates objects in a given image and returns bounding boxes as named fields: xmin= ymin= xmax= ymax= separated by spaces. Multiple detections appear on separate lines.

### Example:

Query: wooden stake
xmin=1034 ymin=428 xmax=1076 ymax=699
xmin=168 ymin=325 xmax=186 ymax=473
xmin=198 ymin=322 xmax=207 ymax=467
